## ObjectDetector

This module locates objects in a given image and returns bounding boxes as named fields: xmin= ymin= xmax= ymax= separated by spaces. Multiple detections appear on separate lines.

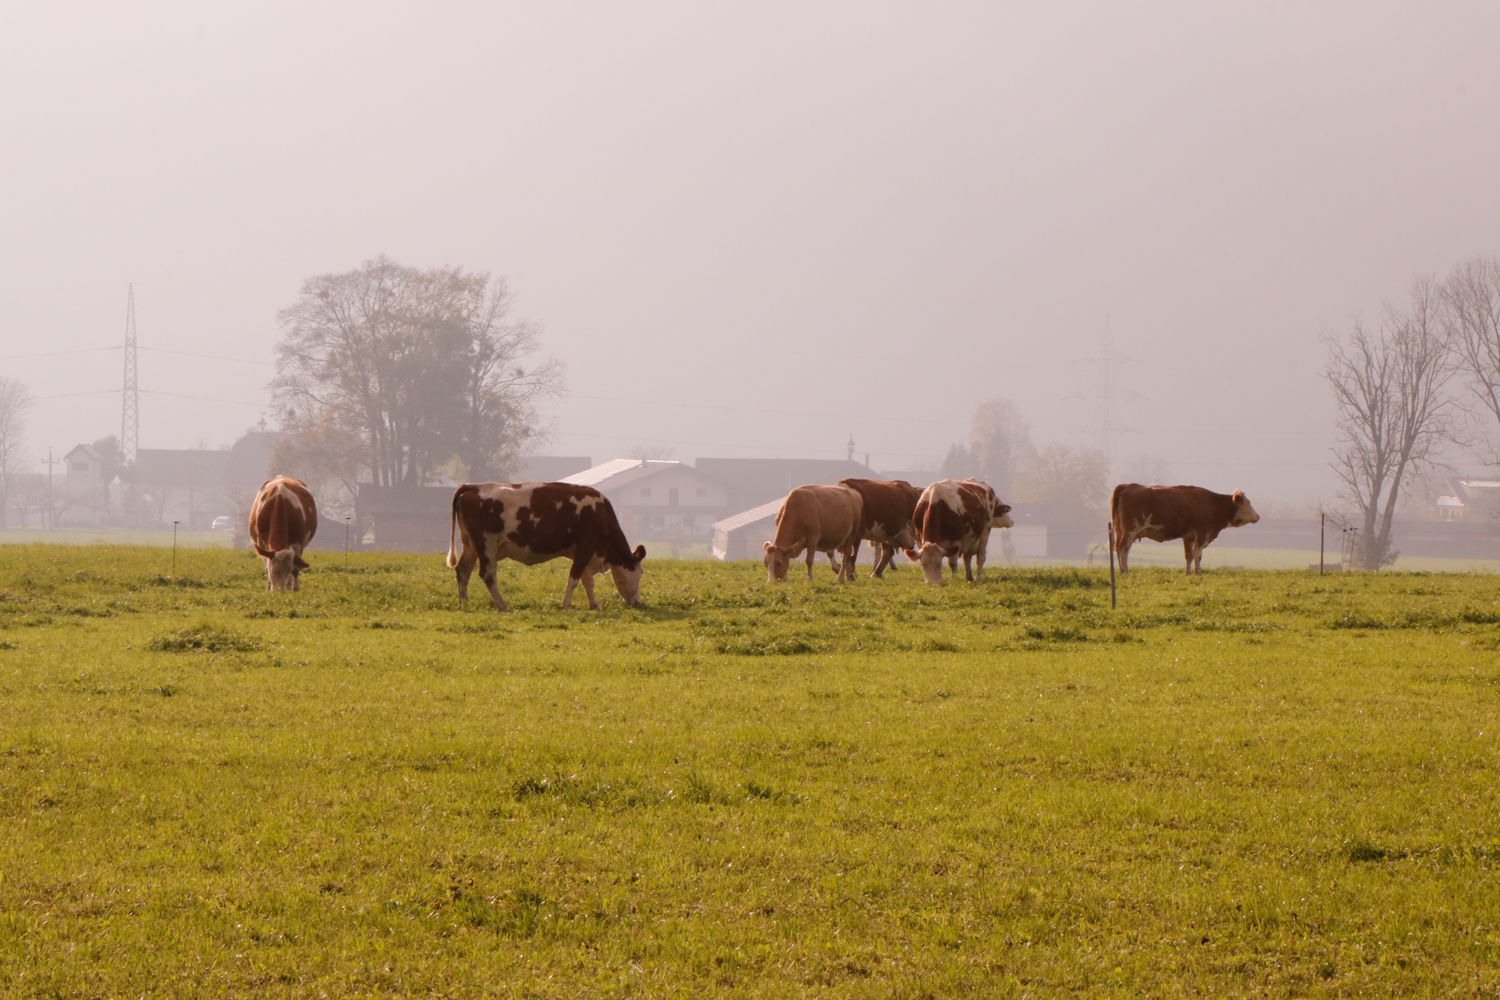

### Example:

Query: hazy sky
xmin=6 ymin=1 xmax=1500 ymax=507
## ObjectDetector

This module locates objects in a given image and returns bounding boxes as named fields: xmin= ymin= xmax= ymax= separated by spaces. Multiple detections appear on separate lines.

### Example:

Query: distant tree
xmin=968 ymin=399 xmax=1035 ymax=497
xmin=1019 ymin=444 xmax=1111 ymax=511
xmin=629 ymin=444 xmax=675 ymax=460
xmin=938 ymin=442 xmax=973 ymax=480
xmin=0 ymin=378 xmax=33 ymax=529
xmin=1116 ymin=453 xmax=1171 ymax=487
xmin=271 ymin=256 xmax=562 ymax=488
xmin=1326 ymin=279 xmax=1455 ymax=569
xmin=1441 ymin=255 xmax=1500 ymax=463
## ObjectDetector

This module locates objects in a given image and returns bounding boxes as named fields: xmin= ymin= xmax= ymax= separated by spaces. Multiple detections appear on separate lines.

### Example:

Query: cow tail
xmin=445 ymin=488 xmax=462 ymax=569
xmin=1109 ymin=484 xmax=1126 ymax=522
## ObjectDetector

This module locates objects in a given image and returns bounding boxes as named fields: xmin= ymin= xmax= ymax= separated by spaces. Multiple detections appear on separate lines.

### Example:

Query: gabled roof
xmin=712 ymin=497 xmax=785 ymax=533
xmin=563 ymin=458 xmax=685 ymax=490
xmin=693 ymin=457 xmax=880 ymax=509
xmin=65 ymin=444 xmax=102 ymax=462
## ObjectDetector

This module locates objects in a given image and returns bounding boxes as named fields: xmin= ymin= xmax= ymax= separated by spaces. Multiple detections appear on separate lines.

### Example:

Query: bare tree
xmin=1441 ymin=255 xmax=1500 ymax=462
xmin=1018 ymin=444 xmax=1110 ymax=510
xmin=1325 ymin=279 xmax=1454 ymax=569
xmin=272 ymin=256 xmax=562 ymax=488
xmin=0 ymin=378 xmax=33 ymax=529
xmin=967 ymin=398 xmax=1035 ymax=496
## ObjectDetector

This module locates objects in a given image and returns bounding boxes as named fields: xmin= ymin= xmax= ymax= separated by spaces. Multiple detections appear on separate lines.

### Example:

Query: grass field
xmin=2 ymin=544 xmax=1498 ymax=997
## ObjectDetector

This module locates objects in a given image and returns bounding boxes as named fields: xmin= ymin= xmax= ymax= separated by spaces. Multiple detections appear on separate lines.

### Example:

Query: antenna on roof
xmin=847 ymin=433 xmax=855 ymax=461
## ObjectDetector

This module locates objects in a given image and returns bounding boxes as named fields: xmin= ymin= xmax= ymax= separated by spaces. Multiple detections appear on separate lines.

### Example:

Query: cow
xmin=1110 ymin=483 xmax=1260 ymax=575
xmin=763 ymin=484 xmax=864 ymax=583
xmin=446 ymin=482 xmax=646 ymax=611
xmin=837 ymin=478 xmax=923 ymax=577
xmin=248 ymin=475 xmax=318 ymax=592
xmin=907 ymin=478 xmax=1013 ymax=585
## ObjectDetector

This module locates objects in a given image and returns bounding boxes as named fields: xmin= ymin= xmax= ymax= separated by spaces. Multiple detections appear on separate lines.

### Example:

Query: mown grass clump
xmin=0 ymin=545 xmax=1498 ymax=997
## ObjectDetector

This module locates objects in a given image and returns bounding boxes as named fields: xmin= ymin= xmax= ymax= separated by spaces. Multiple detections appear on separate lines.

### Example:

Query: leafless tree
xmin=966 ymin=398 xmax=1036 ymax=496
xmin=272 ymin=256 xmax=563 ymax=488
xmin=1018 ymin=444 xmax=1110 ymax=511
xmin=0 ymin=377 xmax=33 ymax=529
xmin=1325 ymin=279 xmax=1455 ymax=569
xmin=1441 ymin=255 xmax=1500 ymax=462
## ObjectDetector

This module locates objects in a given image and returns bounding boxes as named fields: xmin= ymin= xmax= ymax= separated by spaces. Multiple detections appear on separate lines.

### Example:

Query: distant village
xmin=41 ymin=431 xmax=1500 ymax=564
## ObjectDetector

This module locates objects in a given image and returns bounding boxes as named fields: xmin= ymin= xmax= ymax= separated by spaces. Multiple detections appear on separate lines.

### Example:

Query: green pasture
xmin=1 ymin=545 xmax=1498 ymax=997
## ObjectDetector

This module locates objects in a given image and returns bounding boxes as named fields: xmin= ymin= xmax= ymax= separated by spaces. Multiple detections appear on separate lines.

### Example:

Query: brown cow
xmin=248 ymin=475 xmax=318 ymax=592
xmin=447 ymin=482 xmax=646 ymax=611
xmin=838 ymin=478 xmax=923 ymax=577
xmin=1110 ymin=483 xmax=1260 ymax=575
xmin=763 ymin=484 xmax=863 ymax=583
xmin=908 ymin=478 xmax=1013 ymax=584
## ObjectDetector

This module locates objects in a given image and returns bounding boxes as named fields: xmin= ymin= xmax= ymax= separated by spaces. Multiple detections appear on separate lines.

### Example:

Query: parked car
xmin=211 ymin=515 xmax=232 ymax=530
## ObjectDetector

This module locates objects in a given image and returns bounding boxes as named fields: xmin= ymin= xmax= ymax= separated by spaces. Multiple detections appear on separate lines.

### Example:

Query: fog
xmin=6 ymin=1 xmax=1500 ymax=508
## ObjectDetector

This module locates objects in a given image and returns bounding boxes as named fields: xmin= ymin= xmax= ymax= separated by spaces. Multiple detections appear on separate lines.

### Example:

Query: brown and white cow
xmin=447 ymin=482 xmax=646 ymax=611
xmin=907 ymin=478 xmax=1013 ymax=584
xmin=837 ymin=478 xmax=923 ymax=577
xmin=248 ymin=475 xmax=318 ymax=592
xmin=763 ymin=484 xmax=864 ymax=583
xmin=1110 ymin=483 xmax=1260 ymax=575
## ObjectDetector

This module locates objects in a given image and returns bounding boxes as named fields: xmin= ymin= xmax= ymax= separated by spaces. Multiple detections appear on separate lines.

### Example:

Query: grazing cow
xmin=763 ymin=484 xmax=864 ymax=583
xmin=248 ymin=475 xmax=318 ymax=592
xmin=1110 ymin=483 xmax=1260 ymax=575
xmin=908 ymin=478 xmax=1014 ymax=584
xmin=838 ymin=478 xmax=923 ymax=577
xmin=447 ymin=482 xmax=646 ymax=611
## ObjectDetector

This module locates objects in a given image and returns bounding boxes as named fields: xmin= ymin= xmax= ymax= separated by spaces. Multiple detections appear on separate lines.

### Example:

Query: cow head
xmin=1230 ymin=491 xmax=1260 ymax=526
xmin=993 ymin=503 xmax=1014 ymax=529
xmin=608 ymin=544 xmax=648 ymax=605
xmin=763 ymin=542 xmax=791 ymax=583
xmin=917 ymin=542 xmax=948 ymax=585
xmin=267 ymin=549 xmax=309 ymax=592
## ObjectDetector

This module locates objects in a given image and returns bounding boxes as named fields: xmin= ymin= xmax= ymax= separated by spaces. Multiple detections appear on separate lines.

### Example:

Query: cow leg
xmin=1116 ymin=536 xmax=1131 ymax=574
xmin=478 ymin=555 xmax=511 ymax=612
xmin=871 ymin=542 xmax=891 ymax=578
xmin=805 ymin=547 xmax=817 ymax=580
xmin=453 ymin=546 xmax=478 ymax=605
xmin=562 ymin=570 xmax=600 ymax=610
xmin=1183 ymin=538 xmax=1196 ymax=575
xmin=962 ymin=552 xmax=975 ymax=582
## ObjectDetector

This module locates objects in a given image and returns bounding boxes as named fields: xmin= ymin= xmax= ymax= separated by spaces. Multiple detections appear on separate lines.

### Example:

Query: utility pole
xmin=43 ymin=446 xmax=58 ymax=529
xmin=122 ymin=285 xmax=139 ymax=465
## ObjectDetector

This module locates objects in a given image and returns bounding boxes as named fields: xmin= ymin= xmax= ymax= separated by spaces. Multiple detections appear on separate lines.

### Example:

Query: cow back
xmin=249 ymin=476 xmax=318 ymax=558
xmin=772 ymin=484 xmax=863 ymax=550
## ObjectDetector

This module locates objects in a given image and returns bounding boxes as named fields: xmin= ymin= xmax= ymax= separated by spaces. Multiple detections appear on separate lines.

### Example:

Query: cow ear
xmin=294 ymin=556 xmax=310 ymax=570
xmin=763 ymin=541 xmax=773 ymax=554
xmin=633 ymin=544 xmax=646 ymax=562
xmin=1232 ymin=491 xmax=1245 ymax=503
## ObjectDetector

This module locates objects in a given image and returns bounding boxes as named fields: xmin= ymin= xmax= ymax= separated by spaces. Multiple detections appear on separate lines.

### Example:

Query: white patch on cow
xmin=927 ymin=479 xmax=964 ymax=511
xmin=478 ymin=482 xmax=534 ymax=504
xmin=271 ymin=481 xmax=305 ymax=519
xmin=569 ymin=493 xmax=601 ymax=514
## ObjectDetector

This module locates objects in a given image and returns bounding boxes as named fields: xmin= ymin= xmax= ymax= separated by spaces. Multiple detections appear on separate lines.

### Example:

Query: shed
xmin=711 ymin=497 xmax=786 ymax=561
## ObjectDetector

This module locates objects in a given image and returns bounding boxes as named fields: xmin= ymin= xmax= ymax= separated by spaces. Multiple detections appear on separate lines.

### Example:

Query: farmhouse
xmin=563 ymin=459 xmax=729 ymax=554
